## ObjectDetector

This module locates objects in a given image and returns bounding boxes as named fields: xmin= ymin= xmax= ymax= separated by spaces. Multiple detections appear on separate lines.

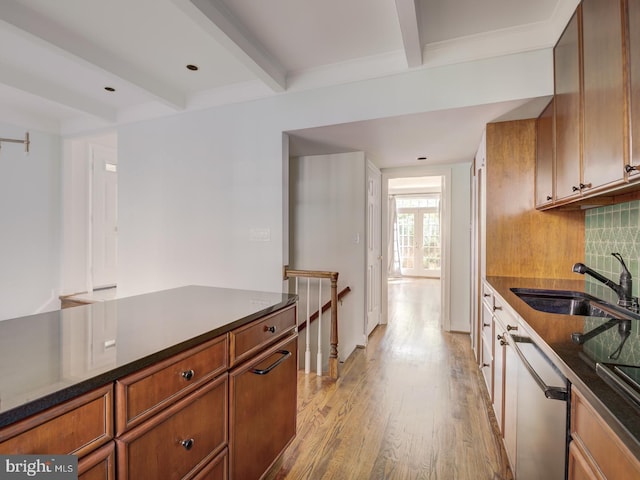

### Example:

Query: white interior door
xmin=366 ymin=163 xmax=382 ymax=336
xmin=91 ymin=145 xmax=118 ymax=289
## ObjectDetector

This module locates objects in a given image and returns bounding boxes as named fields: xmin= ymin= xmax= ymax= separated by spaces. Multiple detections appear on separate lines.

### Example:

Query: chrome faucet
xmin=572 ymin=253 xmax=637 ymax=310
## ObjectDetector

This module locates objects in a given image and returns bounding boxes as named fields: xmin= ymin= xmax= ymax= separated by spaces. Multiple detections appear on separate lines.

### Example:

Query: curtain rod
xmin=390 ymin=192 xmax=440 ymax=197
xmin=0 ymin=132 xmax=30 ymax=154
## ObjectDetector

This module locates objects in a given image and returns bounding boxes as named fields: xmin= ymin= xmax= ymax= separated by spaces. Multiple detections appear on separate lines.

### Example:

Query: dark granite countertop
xmin=0 ymin=285 xmax=296 ymax=428
xmin=487 ymin=276 xmax=640 ymax=460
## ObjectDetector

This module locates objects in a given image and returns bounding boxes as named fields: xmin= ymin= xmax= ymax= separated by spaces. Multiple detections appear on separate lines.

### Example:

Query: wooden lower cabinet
xmin=116 ymin=374 xmax=228 ymax=480
xmin=0 ymin=305 xmax=298 ymax=480
xmin=0 ymin=384 xmax=113 ymax=480
xmin=79 ymin=441 xmax=116 ymax=480
xmin=570 ymin=386 xmax=640 ymax=479
xmin=568 ymin=441 xmax=602 ymax=480
xmin=192 ymin=448 xmax=228 ymax=480
xmin=229 ymin=335 xmax=298 ymax=480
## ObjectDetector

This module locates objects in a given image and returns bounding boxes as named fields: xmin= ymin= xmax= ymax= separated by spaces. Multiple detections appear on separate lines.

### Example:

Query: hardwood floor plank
xmin=270 ymin=278 xmax=513 ymax=480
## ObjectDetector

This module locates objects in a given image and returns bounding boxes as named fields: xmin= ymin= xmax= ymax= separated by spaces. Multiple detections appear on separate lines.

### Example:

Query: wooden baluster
xmin=317 ymin=278 xmax=323 ymax=376
xmin=305 ymin=277 xmax=311 ymax=374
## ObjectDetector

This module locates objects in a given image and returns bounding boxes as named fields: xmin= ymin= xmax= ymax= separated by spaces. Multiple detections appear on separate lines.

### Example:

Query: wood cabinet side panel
xmin=486 ymin=120 xmax=585 ymax=279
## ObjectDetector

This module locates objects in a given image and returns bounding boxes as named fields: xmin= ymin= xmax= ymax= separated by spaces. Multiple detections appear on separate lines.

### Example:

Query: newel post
xmin=329 ymin=272 xmax=339 ymax=379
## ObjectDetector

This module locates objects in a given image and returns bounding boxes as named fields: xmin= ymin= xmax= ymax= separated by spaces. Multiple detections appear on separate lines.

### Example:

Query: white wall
xmin=0 ymin=49 xmax=551 ymax=323
xmin=117 ymin=49 xmax=552 ymax=297
xmin=449 ymin=163 xmax=472 ymax=332
xmin=290 ymin=152 xmax=366 ymax=362
xmin=0 ymin=123 xmax=61 ymax=320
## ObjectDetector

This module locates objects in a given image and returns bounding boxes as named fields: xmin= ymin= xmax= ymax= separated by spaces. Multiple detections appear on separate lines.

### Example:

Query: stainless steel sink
xmin=510 ymin=288 xmax=634 ymax=319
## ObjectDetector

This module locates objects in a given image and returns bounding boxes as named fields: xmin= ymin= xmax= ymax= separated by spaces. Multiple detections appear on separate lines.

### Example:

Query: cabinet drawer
xmin=192 ymin=447 xmax=228 ymax=480
xmin=116 ymin=374 xmax=228 ymax=480
xmin=571 ymin=386 xmax=640 ymax=479
xmin=568 ymin=441 xmax=602 ymax=480
xmin=481 ymin=282 xmax=494 ymax=306
xmin=116 ymin=335 xmax=228 ymax=434
xmin=481 ymin=337 xmax=493 ymax=399
xmin=78 ymin=441 xmax=115 ymax=480
xmin=230 ymin=305 xmax=296 ymax=367
xmin=0 ymin=384 xmax=113 ymax=457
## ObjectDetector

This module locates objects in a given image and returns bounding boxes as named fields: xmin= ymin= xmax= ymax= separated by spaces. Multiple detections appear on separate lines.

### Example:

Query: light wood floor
xmin=269 ymin=278 xmax=513 ymax=480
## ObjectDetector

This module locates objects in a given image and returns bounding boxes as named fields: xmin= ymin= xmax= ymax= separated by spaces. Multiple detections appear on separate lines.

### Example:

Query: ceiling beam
xmin=173 ymin=0 xmax=286 ymax=92
xmin=395 ymin=0 xmax=423 ymax=68
xmin=0 ymin=61 xmax=118 ymax=122
xmin=0 ymin=0 xmax=185 ymax=110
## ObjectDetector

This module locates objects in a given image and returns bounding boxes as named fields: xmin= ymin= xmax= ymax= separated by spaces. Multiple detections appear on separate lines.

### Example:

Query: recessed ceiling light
xmin=186 ymin=64 xmax=199 ymax=71
xmin=104 ymin=86 xmax=116 ymax=92
xmin=417 ymin=156 xmax=428 ymax=161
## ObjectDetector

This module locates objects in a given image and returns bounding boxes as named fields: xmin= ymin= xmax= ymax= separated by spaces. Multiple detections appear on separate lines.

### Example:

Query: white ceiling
xmin=0 ymin=0 xmax=578 ymax=167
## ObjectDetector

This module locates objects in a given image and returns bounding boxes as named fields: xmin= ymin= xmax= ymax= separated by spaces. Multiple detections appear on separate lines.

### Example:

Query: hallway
xmin=270 ymin=278 xmax=512 ymax=479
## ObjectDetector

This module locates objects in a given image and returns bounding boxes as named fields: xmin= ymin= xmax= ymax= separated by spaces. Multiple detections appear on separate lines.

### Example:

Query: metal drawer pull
xmin=181 ymin=369 xmax=195 ymax=381
xmin=264 ymin=325 xmax=277 ymax=333
xmin=181 ymin=438 xmax=194 ymax=450
xmin=506 ymin=325 xmax=518 ymax=332
xmin=251 ymin=350 xmax=291 ymax=375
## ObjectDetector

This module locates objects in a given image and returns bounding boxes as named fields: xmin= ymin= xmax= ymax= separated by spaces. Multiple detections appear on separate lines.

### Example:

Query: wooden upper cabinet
xmin=554 ymin=8 xmax=582 ymax=202
xmin=628 ymin=0 xmax=640 ymax=178
xmin=535 ymin=99 xmax=554 ymax=208
xmin=581 ymin=0 xmax=627 ymax=193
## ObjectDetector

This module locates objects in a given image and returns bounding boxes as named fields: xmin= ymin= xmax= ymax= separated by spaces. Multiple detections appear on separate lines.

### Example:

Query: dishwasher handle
xmin=511 ymin=335 xmax=568 ymax=401
xmin=251 ymin=350 xmax=291 ymax=375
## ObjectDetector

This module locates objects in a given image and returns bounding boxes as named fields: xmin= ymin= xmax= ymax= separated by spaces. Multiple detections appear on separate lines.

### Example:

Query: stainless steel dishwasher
xmin=510 ymin=333 xmax=569 ymax=480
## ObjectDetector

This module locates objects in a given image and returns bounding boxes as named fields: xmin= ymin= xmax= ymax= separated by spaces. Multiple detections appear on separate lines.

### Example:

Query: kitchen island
xmin=0 ymin=285 xmax=298 ymax=479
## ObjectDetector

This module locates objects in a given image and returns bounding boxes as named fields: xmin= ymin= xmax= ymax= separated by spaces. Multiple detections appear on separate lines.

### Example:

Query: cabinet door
xmin=582 ymin=0 xmax=626 ymax=192
xmin=568 ymin=441 xmax=602 ymax=480
xmin=78 ymin=442 xmax=115 ymax=480
xmin=480 ymin=300 xmax=494 ymax=398
xmin=554 ymin=9 xmax=582 ymax=201
xmin=503 ymin=337 xmax=518 ymax=470
xmin=629 ymin=0 xmax=640 ymax=177
xmin=536 ymin=99 xmax=554 ymax=208
xmin=229 ymin=335 xmax=298 ymax=480
xmin=492 ymin=322 xmax=505 ymax=435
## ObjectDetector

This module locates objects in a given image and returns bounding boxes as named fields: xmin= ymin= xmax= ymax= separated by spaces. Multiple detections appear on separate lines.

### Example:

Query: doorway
xmin=392 ymin=193 xmax=441 ymax=278
xmin=382 ymin=170 xmax=452 ymax=331
xmin=90 ymin=144 xmax=118 ymax=289
xmin=61 ymin=132 xmax=118 ymax=296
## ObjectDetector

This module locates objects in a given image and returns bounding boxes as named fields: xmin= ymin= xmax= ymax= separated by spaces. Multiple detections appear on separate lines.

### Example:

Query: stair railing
xmin=283 ymin=266 xmax=341 ymax=379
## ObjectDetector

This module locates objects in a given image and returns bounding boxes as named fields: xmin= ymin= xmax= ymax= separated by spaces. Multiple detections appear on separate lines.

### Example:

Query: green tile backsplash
xmin=584 ymin=201 xmax=640 ymax=366
xmin=585 ymin=200 xmax=640 ymax=298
